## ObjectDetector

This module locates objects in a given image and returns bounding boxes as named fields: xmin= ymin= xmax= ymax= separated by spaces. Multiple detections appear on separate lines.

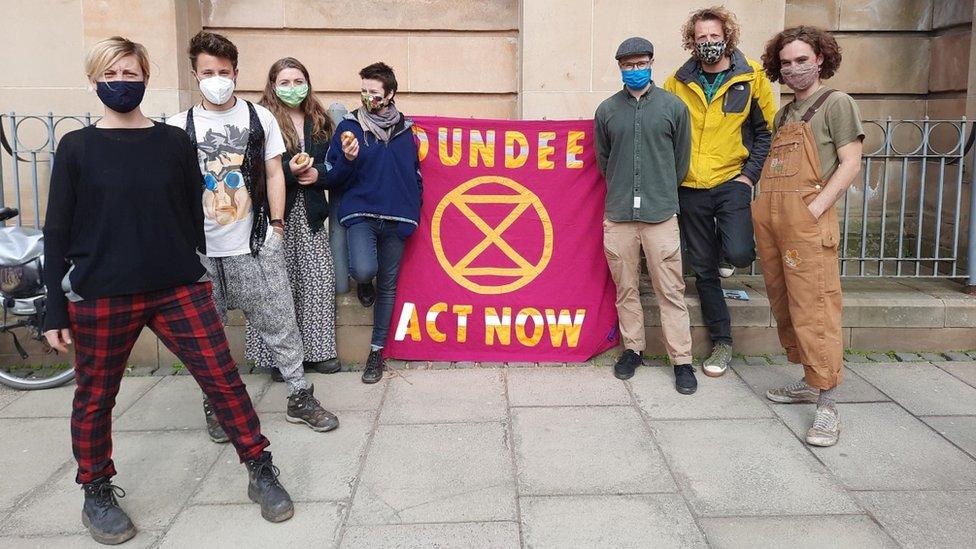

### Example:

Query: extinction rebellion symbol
xmin=431 ymin=175 xmax=553 ymax=295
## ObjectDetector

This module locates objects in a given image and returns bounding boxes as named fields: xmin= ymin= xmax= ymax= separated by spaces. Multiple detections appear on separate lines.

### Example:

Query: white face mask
xmin=198 ymin=76 xmax=235 ymax=105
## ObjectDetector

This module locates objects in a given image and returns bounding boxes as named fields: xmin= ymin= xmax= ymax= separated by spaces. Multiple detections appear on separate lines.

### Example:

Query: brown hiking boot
xmin=286 ymin=385 xmax=339 ymax=432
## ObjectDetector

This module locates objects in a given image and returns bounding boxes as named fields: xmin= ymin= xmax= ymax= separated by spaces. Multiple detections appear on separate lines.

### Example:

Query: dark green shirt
xmin=595 ymin=83 xmax=692 ymax=223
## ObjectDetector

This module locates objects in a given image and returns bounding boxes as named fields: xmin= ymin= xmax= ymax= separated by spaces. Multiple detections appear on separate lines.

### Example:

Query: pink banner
xmin=385 ymin=116 xmax=619 ymax=362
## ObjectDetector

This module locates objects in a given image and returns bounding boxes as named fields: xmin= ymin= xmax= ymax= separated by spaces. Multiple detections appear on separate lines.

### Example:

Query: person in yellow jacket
xmin=663 ymin=6 xmax=776 ymax=378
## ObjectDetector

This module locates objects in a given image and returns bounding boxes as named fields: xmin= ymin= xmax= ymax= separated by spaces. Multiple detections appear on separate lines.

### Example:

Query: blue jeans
xmin=347 ymin=218 xmax=406 ymax=348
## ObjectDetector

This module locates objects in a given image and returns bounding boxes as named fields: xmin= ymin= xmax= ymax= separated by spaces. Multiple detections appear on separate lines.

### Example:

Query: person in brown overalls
xmin=755 ymin=27 xmax=864 ymax=447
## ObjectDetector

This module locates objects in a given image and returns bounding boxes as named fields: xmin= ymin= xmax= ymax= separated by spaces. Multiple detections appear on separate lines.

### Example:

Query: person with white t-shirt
xmin=167 ymin=32 xmax=339 ymax=443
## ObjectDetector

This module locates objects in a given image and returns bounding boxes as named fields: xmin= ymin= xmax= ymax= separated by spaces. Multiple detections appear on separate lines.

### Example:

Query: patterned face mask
xmin=781 ymin=62 xmax=820 ymax=92
xmin=361 ymin=92 xmax=389 ymax=113
xmin=696 ymin=40 xmax=726 ymax=64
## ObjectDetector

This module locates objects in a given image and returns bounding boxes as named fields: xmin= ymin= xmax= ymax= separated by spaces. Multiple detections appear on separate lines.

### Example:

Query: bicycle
xmin=0 ymin=207 xmax=75 ymax=390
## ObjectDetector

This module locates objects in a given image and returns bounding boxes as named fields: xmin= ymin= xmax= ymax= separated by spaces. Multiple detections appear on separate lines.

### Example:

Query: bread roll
xmin=294 ymin=152 xmax=310 ymax=165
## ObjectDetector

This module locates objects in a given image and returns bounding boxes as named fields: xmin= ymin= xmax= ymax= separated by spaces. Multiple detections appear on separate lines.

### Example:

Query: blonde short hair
xmin=681 ymin=6 xmax=741 ymax=56
xmin=85 ymin=36 xmax=150 ymax=81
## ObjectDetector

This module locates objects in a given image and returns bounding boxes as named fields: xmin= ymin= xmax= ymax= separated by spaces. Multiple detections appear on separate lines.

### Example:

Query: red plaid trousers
xmin=69 ymin=282 xmax=269 ymax=484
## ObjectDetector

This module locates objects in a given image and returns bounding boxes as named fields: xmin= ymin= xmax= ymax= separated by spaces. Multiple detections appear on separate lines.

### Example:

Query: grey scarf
xmin=357 ymin=103 xmax=402 ymax=143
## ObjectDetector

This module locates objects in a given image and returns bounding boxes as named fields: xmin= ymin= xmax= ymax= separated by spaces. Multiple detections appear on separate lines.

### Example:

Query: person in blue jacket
xmin=327 ymin=62 xmax=422 ymax=384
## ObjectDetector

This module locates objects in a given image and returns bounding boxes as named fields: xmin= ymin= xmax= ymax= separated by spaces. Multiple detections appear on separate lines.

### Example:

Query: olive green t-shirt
xmin=774 ymin=87 xmax=865 ymax=180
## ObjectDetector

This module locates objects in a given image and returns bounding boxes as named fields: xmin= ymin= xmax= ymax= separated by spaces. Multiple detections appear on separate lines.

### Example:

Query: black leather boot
xmin=245 ymin=452 xmax=294 ymax=523
xmin=81 ymin=478 xmax=136 ymax=545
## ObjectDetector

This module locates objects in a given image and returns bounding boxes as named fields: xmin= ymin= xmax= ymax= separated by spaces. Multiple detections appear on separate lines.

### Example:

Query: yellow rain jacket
xmin=663 ymin=49 xmax=777 ymax=189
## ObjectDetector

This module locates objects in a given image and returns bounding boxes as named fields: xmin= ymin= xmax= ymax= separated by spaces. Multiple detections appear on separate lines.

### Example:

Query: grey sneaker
xmin=766 ymin=379 xmax=819 ymax=404
xmin=703 ymin=343 xmax=732 ymax=377
xmin=806 ymin=402 xmax=840 ymax=447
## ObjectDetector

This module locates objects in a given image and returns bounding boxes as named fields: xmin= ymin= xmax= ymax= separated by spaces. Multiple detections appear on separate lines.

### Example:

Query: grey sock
xmin=371 ymin=344 xmax=383 ymax=352
xmin=817 ymin=387 xmax=836 ymax=407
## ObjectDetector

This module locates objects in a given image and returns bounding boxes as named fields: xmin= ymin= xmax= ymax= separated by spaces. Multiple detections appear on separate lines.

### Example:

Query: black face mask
xmin=96 ymin=81 xmax=146 ymax=113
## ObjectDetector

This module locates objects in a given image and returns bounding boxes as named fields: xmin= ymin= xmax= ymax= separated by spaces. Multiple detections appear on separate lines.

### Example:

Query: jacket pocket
xmin=722 ymin=82 xmax=751 ymax=114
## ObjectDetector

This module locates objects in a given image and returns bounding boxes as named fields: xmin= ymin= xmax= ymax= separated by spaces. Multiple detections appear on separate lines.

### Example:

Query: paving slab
xmin=340 ymin=522 xmax=519 ymax=549
xmin=506 ymin=367 xmax=630 ymax=407
xmin=512 ymin=406 xmax=675 ymax=496
xmin=650 ymin=419 xmax=858 ymax=517
xmin=935 ymin=361 xmax=976 ymax=388
xmin=159 ymin=502 xmax=344 ymax=548
xmin=0 ymin=377 xmax=159 ymax=419
xmin=378 ymin=368 xmax=506 ymax=424
xmin=700 ymin=515 xmax=897 ymax=549
xmin=347 ymin=422 xmax=515 ymax=525
xmin=848 ymin=362 xmax=976 ymax=415
xmin=2 ymin=430 xmax=224 ymax=536
xmin=256 ymin=372 xmax=386 ymax=413
xmin=922 ymin=416 xmax=976 ymax=458
xmin=0 ymin=532 xmax=161 ymax=548
xmin=732 ymin=363 xmax=890 ymax=403
xmin=773 ymin=403 xmax=976 ymax=490
xmin=0 ymin=418 xmax=72 ymax=515
xmin=0 ymin=383 xmax=20 ymax=411
xmin=193 ymin=411 xmax=374 ymax=504
xmin=857 ymin=491 xmax=976 ymax=549
xmin=520 ymin=494 xmax=706 ymax=548
xmin=114 ymin=375 xmax=269 ymax=431
xmin=629 ymin=367 xmax=773 ymax=419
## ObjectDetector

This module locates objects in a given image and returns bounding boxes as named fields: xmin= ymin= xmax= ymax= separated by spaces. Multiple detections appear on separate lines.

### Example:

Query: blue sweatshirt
xmin=327 ymin=110 xmax=423 ymax=237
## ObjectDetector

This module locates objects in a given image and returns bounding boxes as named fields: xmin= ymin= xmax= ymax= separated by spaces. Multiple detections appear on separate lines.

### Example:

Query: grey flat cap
xmin=615 ymin=37 xmax=654 ymax=60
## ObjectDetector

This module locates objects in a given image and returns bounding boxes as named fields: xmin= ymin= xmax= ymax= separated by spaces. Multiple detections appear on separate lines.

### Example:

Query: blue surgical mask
xmin=621 ymin=68 xmax=651 ymax=90
xmin=95 ymin=81 xmax=146 ymax=113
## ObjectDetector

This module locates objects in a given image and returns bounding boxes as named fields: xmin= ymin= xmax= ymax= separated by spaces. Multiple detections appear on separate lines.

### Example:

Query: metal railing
xmin=3 ymin=112 xmax=976 ymax=284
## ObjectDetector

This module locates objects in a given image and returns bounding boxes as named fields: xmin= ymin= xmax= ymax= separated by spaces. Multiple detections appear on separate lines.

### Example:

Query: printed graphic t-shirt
xmin=167 ymin=99 xmax=285 ymax=257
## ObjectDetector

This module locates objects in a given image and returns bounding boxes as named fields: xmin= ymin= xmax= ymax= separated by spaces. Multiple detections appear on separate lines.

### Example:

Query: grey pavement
xmin=0 ymin=360 xmax=975 ymax=548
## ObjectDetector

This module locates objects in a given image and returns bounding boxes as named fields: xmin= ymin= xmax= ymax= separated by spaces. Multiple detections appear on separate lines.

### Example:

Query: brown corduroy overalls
xmin=752 ymin=90 xmax=843 ymax=390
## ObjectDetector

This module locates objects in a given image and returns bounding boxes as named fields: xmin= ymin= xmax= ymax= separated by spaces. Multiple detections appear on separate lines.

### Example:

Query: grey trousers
xmin=207 ymin=230 xmax=309 ymax=394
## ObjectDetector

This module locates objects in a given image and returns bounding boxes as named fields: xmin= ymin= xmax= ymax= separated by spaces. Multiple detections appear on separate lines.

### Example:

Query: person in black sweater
xmin=42 ymin=37 xmax=294 ymax=545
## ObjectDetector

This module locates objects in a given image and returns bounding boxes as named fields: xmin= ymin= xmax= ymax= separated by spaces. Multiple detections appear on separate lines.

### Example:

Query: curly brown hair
xmin=761 ymin=26 xmax=842 ymax=83
xmin=680 ymin=6 xmax=740 ymax=56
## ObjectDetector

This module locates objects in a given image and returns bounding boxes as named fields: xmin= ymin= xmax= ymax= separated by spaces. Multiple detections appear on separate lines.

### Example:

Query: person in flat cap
xmin=594 ymin=36 xmax=697 ymax=394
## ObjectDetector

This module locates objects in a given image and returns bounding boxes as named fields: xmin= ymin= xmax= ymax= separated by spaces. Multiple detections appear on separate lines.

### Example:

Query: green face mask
xmin=275 ymin=83 xmax=309 ymax=108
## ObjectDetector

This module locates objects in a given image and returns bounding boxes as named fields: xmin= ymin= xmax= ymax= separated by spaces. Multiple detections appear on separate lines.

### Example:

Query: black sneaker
xmin=202 ymin=397 xmax=230 ymax=443
xmin=357 ymin=282 xmax=376 ymax=308
xmin=361 ymin=350 xmax=384 ymax=384
xmin=613 ymin=349 xmax=642 ymax=380
xmin=286 ymin=385 xmax=339 ymax=432
xmin=270 ymin=368 xmax=284 ymax=383
xmin=304 ymin=358 xmax=341 ymax=374
xmin=245 ymin=452 xmax=294 ymax=523
xmin=81 ymin=478 xmax=136 ymax=545
xmin=674 ymin=364 xmax=698 ymax=395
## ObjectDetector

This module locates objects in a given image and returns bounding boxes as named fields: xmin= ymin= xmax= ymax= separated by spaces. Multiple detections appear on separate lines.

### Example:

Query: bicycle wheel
xmin=0 ymin=363 xmax=75 ymax=390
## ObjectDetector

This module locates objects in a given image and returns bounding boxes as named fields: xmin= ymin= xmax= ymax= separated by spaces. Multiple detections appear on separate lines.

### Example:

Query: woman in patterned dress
xmin=247 ymin=57 xmax=349 ymax=377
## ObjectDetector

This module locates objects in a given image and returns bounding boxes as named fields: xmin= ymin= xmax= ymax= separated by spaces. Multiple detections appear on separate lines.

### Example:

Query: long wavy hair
xmin=681 ymin=5 xmax=741 ymax=57
xmin=260 ymin=57 xmax=333 ymax=154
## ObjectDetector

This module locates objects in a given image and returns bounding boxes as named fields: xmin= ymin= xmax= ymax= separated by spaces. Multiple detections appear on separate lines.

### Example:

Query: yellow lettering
xmin=504 ymin=131 xmax=529 ymax=169
xmin=393 ymin=302 xmax=422 ymax=342
xmin=537 ymin=131 xmax=556 ymax=170
xmin=413 ymin=127 xmax=429 ymax=162
xmin=425 ymin=302 xmax=447 ymax=343
xmin=469 ymin=130 xmax=496 ymax=168
xmin=515 ymin=308 xmax=544 ymax=347
xmin=485 ymin=307 xmax=512 ymax=346
xmin=566 ymin=130 xmax=584 ymax=169
xmin=453 ymin=304 xmax=473 ymax=343
xmin=438 ymin=127 xmax=463 ymax=166
xmin=546 ymin=308 xmax=585 ymax=348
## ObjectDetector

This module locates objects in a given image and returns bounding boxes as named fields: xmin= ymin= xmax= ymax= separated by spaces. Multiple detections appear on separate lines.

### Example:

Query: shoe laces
xmin=292 ymin=389 xmax=321 ymax=410
xmin=87 ymin=482 xmax=126 ymax=506
xmin=365 ymin=351 xmax=382 ymax=371
xmin=783 ymin=379 xmax=812 ymax=393
xmin=202 ymin=398 xmax=215 ymax=417
xmin=812 ymin=404 xmax=838 ymax=432
xmin=252 ymin=460 xmax=283 ymax=487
